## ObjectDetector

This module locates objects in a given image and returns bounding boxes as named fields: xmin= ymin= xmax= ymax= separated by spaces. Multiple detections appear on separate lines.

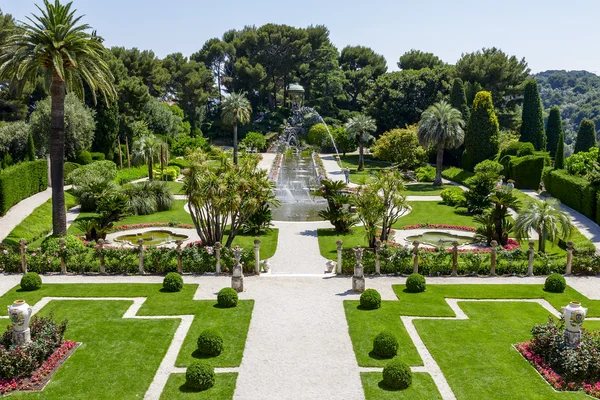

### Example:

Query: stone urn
xmin=563 ymin=301 xmax=587 ymax=332
xmin=326 ymin=260 xmax=336 ymax=273
xmin=7 ymin=300 xmax=33 ymax=344
xmin=262 ymin=259 xmax=270 ymax=273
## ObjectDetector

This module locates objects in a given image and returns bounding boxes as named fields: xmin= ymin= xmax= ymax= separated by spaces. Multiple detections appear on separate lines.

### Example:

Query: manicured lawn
xmin=229 ymin=229 xmax=279 ymax=260
xmin=160 ymin=373 xmax=237 ymax=399
xmin=393 ymin=201 xmax=476 ymax=229
xmin=166 ymin=181 xmax=184 ymax=194
xmin=0 ymin=284 xmax=252 ymax=400
xmin=317 ymin=227 xmax=368 ymax=259
xmin=346 ymin=284 xmax=600 ymax=399
xmin=3 ymin=192 xmax=78 ymax=247
xmin=116 ymin=200 xmax=194 ymax=226
xmin=361 ymin=372 xmax=442 ymax=400
xmin=340 ymin=155 xmax=391 ymax=185
xmin=402 ymin=183 xmax=447 ymax=196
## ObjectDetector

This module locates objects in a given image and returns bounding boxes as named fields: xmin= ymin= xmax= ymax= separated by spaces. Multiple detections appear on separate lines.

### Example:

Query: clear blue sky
xmin=3 ymin=0 xmax=598 ymax=74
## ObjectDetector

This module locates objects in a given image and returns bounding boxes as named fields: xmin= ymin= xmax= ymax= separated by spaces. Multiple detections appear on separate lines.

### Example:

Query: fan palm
xmin=0 ymin=0 xmax=116 ymax=236
xmin=417 ymin=101 xmax=465 ymax=186
xmin=222 ymin=91 xmax=252 ymax=165
xmin=515 ymin=198 xmax=572 ymax=253
xmin=345 ymin=114 xmax=376 ymax=171
xmin=132 ymin=134 xmax=161 ymax=181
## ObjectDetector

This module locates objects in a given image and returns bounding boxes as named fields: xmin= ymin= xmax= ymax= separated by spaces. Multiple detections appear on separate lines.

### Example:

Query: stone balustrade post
xmin=59 ymin=238 xmax=67 ymax=275
xmin=254 ymin=238 xmax=261 ymax=276
xmin=526 ymin=241 xmax=535 ymax=277
xmin=19 ymin=239 xmax=27 ymax=274
xmin=565 ymin=241 xmax=574 ymax=276
xmin=451 ymin=241 xmax=459 ymax=277
xmin=97 ymin=239 xmax=105 ymax=275
xmin=375 ymin=239 xmax=382 ymax=275
xmin=352 ymin=246 xmax=365 ymax=292
xmin=336 ymin=240 xmax=343 ymax=274
xmin=175 ymin=240 xmax=183 ymax=274
xmin=490 ymin=240 xmax=498 ymax=277
xmin=412 ymin=241 xmax=420 ymax=274
xmin=215 ymin=242 xmax=222 ymax=274
xmin=138 ymin=238 xmax=145 ymax=275
xmin=231 ymin=246 xmax=244 ymax=292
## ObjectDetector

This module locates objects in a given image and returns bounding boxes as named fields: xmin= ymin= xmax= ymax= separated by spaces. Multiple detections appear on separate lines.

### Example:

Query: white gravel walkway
xmin=0 ymin=188 xmax=53 ymax=242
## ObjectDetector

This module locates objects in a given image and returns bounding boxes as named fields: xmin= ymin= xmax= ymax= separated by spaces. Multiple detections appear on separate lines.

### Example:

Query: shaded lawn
xmin=361 ymin=372 xmax=442 ymax=400
xmin=160 ymin=373 xmax=237 ymax=400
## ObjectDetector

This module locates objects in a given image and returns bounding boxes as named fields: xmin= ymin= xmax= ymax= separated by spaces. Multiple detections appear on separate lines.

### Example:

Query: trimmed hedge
xmin=185 ymin=361 xmax=215 ymax=391
xmin=360 ymin=289 xmax=381 ymax=310
xmin=406 ymin=273 xmax=426 ymax=293
xmin=163 ymin=272 xmax=183 ymax=292
xmin=20 ymin=272 xmax=42 ymax=291
xmin=499 ymin=141 xmax=534 ymax=159
xmin=544 ymin=273 xmax=566 ymax=293
xmin=90 ymin=152 xmax=106 ymax=161
xmin=373 ymin=332 xmax=398 ymax=358
xmin=217 ymin=287 xmax=239 ymax=308
xmin=507 ymin=154 xmax=550 ymax=189
xmin=382 ymin=359 xmax=412 ymax=389
xmin=542 ymin=167 xmax=597 ymax=219
xmin=74 ymin=150 xmax=92 ymax=165
xmin=441 ymin=167 xmax=474 ymax=186
xmin=0 ymin=160 xmax=47 ymax=216
xmin=197 ymin=329 xmax=224 ymax=356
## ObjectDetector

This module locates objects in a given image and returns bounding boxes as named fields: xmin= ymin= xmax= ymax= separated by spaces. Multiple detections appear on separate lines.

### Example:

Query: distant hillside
xmin=535 ymin=70 xmax=600 ymax=151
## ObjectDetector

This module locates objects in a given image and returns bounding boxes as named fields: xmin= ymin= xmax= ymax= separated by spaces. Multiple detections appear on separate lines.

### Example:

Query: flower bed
xmin=112 ymin=222 xmax=193 ymax=232
xmin=268 ymin=152 xmax=283 ymax=182
xmin=312 ymin=153 xmax=327 ymax=179
xmin=402 ymin=223 xmax=477 ymax=232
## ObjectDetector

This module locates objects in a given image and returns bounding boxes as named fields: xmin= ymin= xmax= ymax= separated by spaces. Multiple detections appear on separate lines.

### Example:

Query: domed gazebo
xmin=287 ymin=83 xmax=305 ymax=110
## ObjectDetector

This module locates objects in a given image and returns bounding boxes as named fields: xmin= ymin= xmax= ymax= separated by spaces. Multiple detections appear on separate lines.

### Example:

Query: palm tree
xmin=0 ymin=0 xmax=116 ymax=236
xmin=345 ymin=114 xmax=376 ymax=171
xmin=132 ymin=135 xmax=161 ymax=181
xmin=515 ymin=198 xmax=573 ymax=253
xmin=417 ymin=101 xmax=465 ymax=186
xmin=222 ymin=92 xmax=252 ymax=165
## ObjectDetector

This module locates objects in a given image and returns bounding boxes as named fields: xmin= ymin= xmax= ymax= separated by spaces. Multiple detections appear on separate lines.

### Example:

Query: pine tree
xmin=545 ymin=106 xmax=563 ymax=156
xmin=465 ymin=91 xmax=499 ymax=170
xmin=555 ymin=130 xmax=565 ymax=169
xmin=574 ymin=119 xmax=597 ymax=153
xmin=450 ymin=78 xmax=470 ymax=122
xmin=519 ymin=79 xmax=546 ymax=150
xmin=26 ymin=133 xmax=35 ymax=161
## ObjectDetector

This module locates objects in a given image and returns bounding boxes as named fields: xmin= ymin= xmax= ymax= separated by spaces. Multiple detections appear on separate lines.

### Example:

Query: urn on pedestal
xmin=7 ymin=299 xmax=33 ymax=345
xmin=562 ymin=301 xmax=588 ymax=347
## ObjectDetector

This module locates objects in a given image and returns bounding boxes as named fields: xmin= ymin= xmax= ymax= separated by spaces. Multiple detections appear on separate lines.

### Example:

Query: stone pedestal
xmin=231 ymin=269 xmax=244 ymax=292
xmin=13 ymin=328 xmax=31 ymax=345
xmin=352 ymin=275 xmax=365 ymax=292
xmin=564 ymin=330 xmax=581 ymax=348
xmin=352 ymin=246 xmax=365 ymax=292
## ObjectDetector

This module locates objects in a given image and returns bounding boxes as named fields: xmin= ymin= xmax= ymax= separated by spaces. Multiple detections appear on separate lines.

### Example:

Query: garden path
xmin=0 ymin=188 xmax=53 ymax=242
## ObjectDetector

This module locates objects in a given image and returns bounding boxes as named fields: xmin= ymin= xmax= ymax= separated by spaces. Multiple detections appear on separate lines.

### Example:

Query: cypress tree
xmin=555 ymin=130 xmax=565 ymax=169
xmin=465 ymin=91 xmax=499 ymax=170
xmin=26 ymin=133 xmax=35 ymax=161
xmin=450 ymin=78 xmax=470 ymax=122
xmin=574 ymin=119 xmax=597 ymax=153
xmin=519 ymin=79 xmax=546 ymax=150
xmin=545 ymin=106 xmax=563 ymax=156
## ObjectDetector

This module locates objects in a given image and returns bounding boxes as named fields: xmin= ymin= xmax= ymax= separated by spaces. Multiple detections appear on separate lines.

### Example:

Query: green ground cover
xmin=393 ymin=201 xmax=476 ymax=228
xmin=339 ymin=155 xmax=391 ymax=184
xmin=402 ymin=183 xmax=447 ymax=196
xmin=346 ymin=284 xmax=600 ymax=399
xmin=361 ymin=372 xmax=442 ymax=400
xmin=317 ymin=227 xmax=368 ymax=259
xmin=166 ymin=181 xmax=184 ymax=194
xmin=160 ymin=373 xmax=238 ymax=400
xmin=0 ymin=284 xmax=252 ymax=399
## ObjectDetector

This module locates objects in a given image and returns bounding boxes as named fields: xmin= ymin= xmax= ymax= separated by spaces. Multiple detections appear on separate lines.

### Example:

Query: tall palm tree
xmin=222 ymin=92 xmax=252 ymax=165
xmin=515 ymin=198 xmax=573 ymax=253
xmin=132 ymin=134 xmax=161 ymax=181
xmin=417 ymin=101 xmax=465 ymax=186
xmin=0 ymin=0 xmax=116 ymax=236
xmin=345 ymin=114 xmax=376 ymax=171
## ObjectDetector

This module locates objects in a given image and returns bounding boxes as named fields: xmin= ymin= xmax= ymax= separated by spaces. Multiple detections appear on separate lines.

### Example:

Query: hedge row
xmin=0 ymin=160 xmax=47 ymax=216
xmin=441 ymin=167 xmax=474 ymax=186
xmin=542 ymin=167 xmax=597 ymax=220
xmin=505 ymin=154 xmax=550 ymax=190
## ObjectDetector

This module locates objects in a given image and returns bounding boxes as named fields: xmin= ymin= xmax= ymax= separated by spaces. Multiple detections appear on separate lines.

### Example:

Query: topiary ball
xmin=197 ymin=328 xmax=224 ymax=356
xmin=185 ymin=361 xmax=215 ymax=391
xmin=373 ymin=331 xmax=398 ymax=358
xmin=406 ymin=273 xmax=426 ymax=293
xmin=360 ymin=289 xmax=381 ymax=310
xmin=163 ymin=272 xmax=183 ymax=292
xmin=20 ymin=272 xmax=42 ymax=291
xmin=217 ymin=287 xmax=238 ymax=308
xmin=544 ymin=273 xmax=566 ymax=293
xmin=382 ymin=359 xmax=412 ymax=390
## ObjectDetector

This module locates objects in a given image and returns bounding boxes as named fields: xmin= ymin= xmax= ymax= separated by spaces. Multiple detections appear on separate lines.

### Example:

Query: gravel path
xmin=0 ymin=188 xmax=53 ymax=242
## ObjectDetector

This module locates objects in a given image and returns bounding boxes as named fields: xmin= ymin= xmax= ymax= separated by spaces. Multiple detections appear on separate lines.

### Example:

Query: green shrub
xmin=564 ymin=147 xmax=598 ymax=176
xmin=63 ymin=162 xmax=80 ymax=183
xmin=171 ymin=136 xmax=209 ymax=157
xmin=197 ymin=329 xmax=224 ymax=356
xmin=373 ymin=332 xmax=398 ymax=358
xmin=163 ymin=272 xmax=183 ymax=292
xmin=20 ymin=272 xmax=42 ymax=291
xmin=90 ymin=152 xmax=106 ymax=161
xmin=154 ymin=166 xmax=180 ymax=181
xmin=360 ymin=289 xmax=381 ymax=310
xmin=114 ymin=165 xmax=148 ymax=185
xmin=41 ymin=234 xmax=85 ymax=255
xmin=307 ymin=123 xmax=331 ymax=148
xmin=217 ymin=287 xmax=238 ymax=308
xmin=406 ymin=273 xmax=426 ymax=293
xmin=67 ymin=160 xmax=118 ymax=187
xmin=440 ymin=187 xmax=465 ymax=206
xmin=542 ymin=167 xmax=596 ymax=219
xmin=474 ymin=159 xmax=503 ymax=176
xmin=499 ymin=141 xmax=535 ymax=159
xmin=240 ymin=132 xmax=267 ymax=152
xmin=415 ymin=165 xmax=435 ymax=182
xmin=0 ymin=160 xmax=47 ymax=216
xmin=74 ymin=150 xmax=92 ymax=165
xmin=441 ymin=167 xmax=474 ymax=186
xmin=507 ymin=154 xmax=550 ymax=189
xmin=169 ymin=158 xmax=190 ymax=169
xmin=185 ymin=361 xmax=215 ymax=391
xmin=382 ymin=359 xmax=412 ymax=390
xmin=121 ymin=180 xmax=174 ymax=214
xmin=544 ymin=273 xmax=566 ymax=293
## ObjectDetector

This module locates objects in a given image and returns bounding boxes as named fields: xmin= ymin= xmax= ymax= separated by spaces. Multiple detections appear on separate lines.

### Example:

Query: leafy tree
xmin=222 ymin=92 xmax=252 ymax=165
xmin=331 ymin=127 xmax=356 ymax=156
xmin=373 ymin=170 xmax=407 ymax=243
xmin=519 ymin=79 xmax=546 ymax=150
xmin=450 ymin=78 xmax=470 ymax=122
xmin=574 ymin=118 xmax=596 ymax=153
xmin=313 ymin=179 xmax=355 ymax=233
xmin=193 ymin=38 xmax=235 ymax=102
xmin=465 ymin=91 xmax=499 ymax=170
xmin=26 ymin=132 xmax=35 ymax=161
xmin=132 ymin=134 xmax=161 ymax=181
xmin=555 ymin=129 xmax=565 ymax=169
xmin=463 ymin=170 xmax=496 ymax=214
xmin=353 ymin=184 xmax=385 ymax=248
xmin=143 ymin=98 xmax=184 ymax=139
xmin=398 ymin=49 xmax=444 ymax=70
xmin=546 ymin=106 xmax=563 ymax=157
xmin=307 ymin=123 xmax=331 ymax=148
xmin=0 ymin=121 xmax=30 ymax=161
xmin=339 ymin=45 xmax=387 ymax=111
xmin=489 ymin=187 xmax=519 ymax=245
xmin=111 ymin=47 xmax=169 ymax=98
xmin=240 ymin=132 xmax=267 ymax=152
xmin=90 ymin=97 xmax=119 ymax=160
xmin=515 ymin=198 xmax=572 ymax=253
xmin=345 ymin=114 xmax=376 ymax=171
xmin=372 ymin=125 xmax=426 ymax=170
xmin=417 ymin=101 xmax=465 ymax=186
xmin=0 ymin=0 xmax=116 ymax=235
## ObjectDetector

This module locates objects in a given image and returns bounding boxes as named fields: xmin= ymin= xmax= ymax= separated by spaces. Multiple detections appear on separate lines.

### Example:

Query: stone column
xmin=215 ymin=242 xmax=222 ymax=274
xmin=451 ymin=241 xmax=459 ymax=277
xmin=565 ymin=241 xmax=574 ymax=276
xmin=490 ymin=240 xmax=498 ymax=277
xmin=254 ymin=238 xmax=261 ymax=276
xmin=375 ymin=239 xmax=382 ymax=275
xmin=176 ymin=240 xmax=183 ymax=274
xmin=19 ymin=238 xmax=27 ymax=274
xmin=526 ymin=240 xmax=535 ymax=277
xmin=138 ymin=238 xmax=145 ymax=275
xmin=231 ymin=246 xmax=244 ymax=292
xmin=336 ymin=240 xmax=343 ymax=274
xmin=412 ymin=241 xmax=420 ymax=274
xmin=59 ymin=238 xmax=67 ymax=274
xmin=97 ymin=239 xmax=105 ymax=275
xmin=352 ymin=246 xmax=365 ymax=292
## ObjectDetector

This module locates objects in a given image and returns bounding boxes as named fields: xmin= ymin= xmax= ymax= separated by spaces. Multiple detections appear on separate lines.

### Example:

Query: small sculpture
xmin=7 ymin=300 xmax=33 ymax=345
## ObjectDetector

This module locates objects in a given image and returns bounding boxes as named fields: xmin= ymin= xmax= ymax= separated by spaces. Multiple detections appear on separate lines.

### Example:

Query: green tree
xmin=222 ymin=92 xmax=252 ymax=165
xmin=353 ymin=184 xmax=385 ymax=248
xmin=339 ymin=45 xmax=387 ymax=111
xmin=417 ymin=101 xmax=465 ymax=186
xmin=0 ymin=0 xmax=116 ymax=236
xmin=398 ymin=49 xmax=444 ymax=70
xmin=313 ymin=179 xmax=355 ymax=233
xmin=374 ymin=169 xmax=407 ymax=243
xmin=193 ymin=38 xmax=235 ymax=102
xmin=519 ymin=79 xmax=546 ymax=150
xmin=465 ymin=91 xmax=499 ymax=170
xmin=555 ymin=129 xmax=565 ymax=169
xmin=132 ymin=134 xmax=161 ymax=181
xmin=143 ymin=98 xmax=184 ymax=139
xmin=111 ymin=47 xmax=169 ymax=98
xmin=372 ymin=125 xmax=426 ymax=170
xmin=0 ymin=121 xmax=30 ymax=161
xmin=574 ymin=118 xmax=596 ymax=153
xmin=345 ymin=114 xmax=376 ymax=171
xmin=91 ymin=97 xmax=119 ymax=159
xmin=515 ymin=198 xmax=572 ymax=253
xmin=26 ymin=132 xmax=35 ymax=161
xmin=450 ymin=78 xmax=470 ymax=122
xmin=545 ymin=106 xmax=563 ymax=157
xmin=332 ymin=127 xmax=356 ymax=156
